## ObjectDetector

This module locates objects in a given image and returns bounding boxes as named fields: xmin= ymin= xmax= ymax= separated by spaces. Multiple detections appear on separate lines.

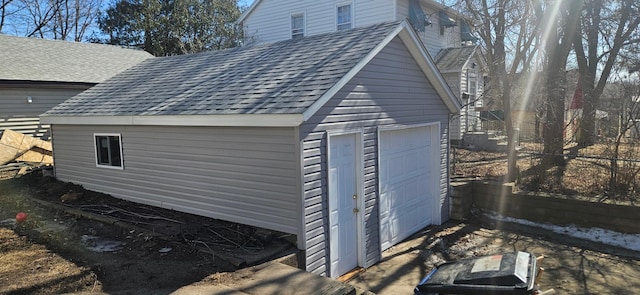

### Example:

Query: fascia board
xmin=40 ymin=114 xmax=304 ymax=127
xmin=460 ymin=45 xmax=481 ymax=72
xmin=397 ymin=22 xmax=462 ymax=113
xmin=236 ymin=0 xmax=262 ymax=24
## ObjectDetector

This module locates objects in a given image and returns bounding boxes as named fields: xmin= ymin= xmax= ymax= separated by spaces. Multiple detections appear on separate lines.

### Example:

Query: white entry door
xmin=328 ymin=133 xmax=360 ymax=278
xmin=379 ymin=125 xmax=438 ymax=251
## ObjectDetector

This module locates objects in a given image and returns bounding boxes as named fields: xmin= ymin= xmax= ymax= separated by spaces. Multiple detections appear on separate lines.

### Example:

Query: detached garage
xmin=379 ymin=124 xmax=440 ymax=251
xmin=41 ymin=21 xmax=460 ymax=278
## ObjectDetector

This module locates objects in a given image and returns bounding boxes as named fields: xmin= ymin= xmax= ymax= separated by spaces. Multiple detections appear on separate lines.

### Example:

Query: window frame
xmin=291 ymin=12 xmax=305 ymax=39
xmin=467 ymin=69 xmax=477 ymax=96
xmin=336 ymin=2 xmax=353 ymax=31
xmin=94 ymin=133 xmax=124 ymax=170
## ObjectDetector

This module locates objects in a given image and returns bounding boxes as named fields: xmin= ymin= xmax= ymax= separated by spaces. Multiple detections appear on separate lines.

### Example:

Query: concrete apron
xmin=171 ymin=262 xmax=372 ymax=295
xmin=346 ymin=225 xmax=453 ymax=295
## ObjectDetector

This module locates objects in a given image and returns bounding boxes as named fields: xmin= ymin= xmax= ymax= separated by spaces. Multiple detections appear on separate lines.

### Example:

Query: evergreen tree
xmin=96 ymin=0 xmax=242 ymax=56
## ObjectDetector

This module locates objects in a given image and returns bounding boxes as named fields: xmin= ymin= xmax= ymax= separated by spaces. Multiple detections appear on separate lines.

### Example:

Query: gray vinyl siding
xmin=51 ymin=125 xmax=301 ymax=235
xmin=0 ymin=117 xmax=50 ymax=139
xmin=300 ymin=37 xmax=450 ymax=276
xmin=0 ymin=87 xmax=85 ymax=138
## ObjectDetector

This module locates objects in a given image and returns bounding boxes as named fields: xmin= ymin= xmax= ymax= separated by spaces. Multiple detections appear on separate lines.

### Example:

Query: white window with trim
xmin=94 ymin=133 xmax=123 ymax=169
xmin=336 ymin=3 xmax=352 ymax=31
xmin=291 ymin=12 xmax=305 ymax=39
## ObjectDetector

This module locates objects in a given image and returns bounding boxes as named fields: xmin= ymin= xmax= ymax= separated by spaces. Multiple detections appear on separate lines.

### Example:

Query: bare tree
xmin=0 ymin=0 xmax=14 ymax=32
xmin=50 ymin=0 xmax=102 ymax=41
xmin=574 ymin=0 xmax=640 ymax=147
xmin=4 ymin=0 xmax=99 ymax=41
xmin=460 ymin=0 xmax=543 ymax=181
xmin=541 ymin=0 xmax=583 ymax=167
xmin=603 ymin=75 xmax=640 ymax=199
xmin=21 ymin=0 xmax=62 ymax=38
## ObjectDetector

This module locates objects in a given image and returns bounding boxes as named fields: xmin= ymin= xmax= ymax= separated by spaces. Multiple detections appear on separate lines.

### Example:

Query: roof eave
xmin=460 ymin=45 xmax=480 ymax=72
xmin=303 ymin=21 xmax=461 ymax=120
xmin=40 ymin=114 xmax=304 ymax=127
xmin=397 ymin=23 xmax=462 ymax=113
xmin=0 ymin=80 xmax=96 ymax=89
xmin=236 ymin=0 xmax=262 ymax=24
xmin=302 ymin=23 xmax=407 ymax=121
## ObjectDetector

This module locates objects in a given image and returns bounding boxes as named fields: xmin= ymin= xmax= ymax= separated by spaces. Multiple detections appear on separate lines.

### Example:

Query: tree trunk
xmin=542 ymin=0 xmax=583 ymax=167
xmin=542 ymin=65 xmax=566 ymax=167
xmin=577 ymin=74 xmax=597 ymax=146
xmin=504 ymin=79 xmax=518 ymax=182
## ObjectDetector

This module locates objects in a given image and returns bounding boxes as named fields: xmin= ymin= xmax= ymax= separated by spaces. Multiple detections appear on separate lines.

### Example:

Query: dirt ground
xmin=0 ymin=171 xmax=292 ymax=295
xmin=1 ymin=154 xmax=639 ymax=294
xmin=350 ymin=218 xmax=640 ymax=295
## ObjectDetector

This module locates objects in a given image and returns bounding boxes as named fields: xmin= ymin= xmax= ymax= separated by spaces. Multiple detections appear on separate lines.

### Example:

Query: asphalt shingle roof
xmin=434 ymin=46 xmax=477 ymax=73
xmin=0 ymin=34 xmax=153 ymax=83
xmin=43 ymin=21 xmax=401 ymax=117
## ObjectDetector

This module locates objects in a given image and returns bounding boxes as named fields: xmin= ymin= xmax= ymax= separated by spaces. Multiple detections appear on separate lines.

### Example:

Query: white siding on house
xmin=242 ymin=0 xmax=464 ymax=54
xmin=448 ymin=55 xmax=486 ymax=141
xmin=442 ymin=72 xmax=464 ymax=141
xmin=51 ymin=125 xmax=301 ymax=235
xmin=300 ymin=37 xmax=450 ymax=276
xmin=0 ymin=86 xmax=86 ymax=138
xmin=354 ymin=0 xmax=395 ymax=28
xmin=243 ymin=0 xmax=394 ymax=44
xmin=395 ymin=0 xmax=463 ymax=57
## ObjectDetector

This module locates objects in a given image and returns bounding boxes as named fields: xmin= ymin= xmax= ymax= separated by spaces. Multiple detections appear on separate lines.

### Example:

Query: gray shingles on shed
xmin=43 ymin=22 xmax=402 ymax=117
xmin=0 ymin=34 xmax=152 ymax=84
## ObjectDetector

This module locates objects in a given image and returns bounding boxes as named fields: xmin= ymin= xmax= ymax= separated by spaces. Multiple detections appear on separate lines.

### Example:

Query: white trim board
xmin=41 ymin=114 xmax=304 ymax=127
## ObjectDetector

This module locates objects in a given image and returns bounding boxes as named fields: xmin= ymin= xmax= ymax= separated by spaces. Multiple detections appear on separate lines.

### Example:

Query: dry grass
xmin=0 ymin=228 xmax=98 ymax=294
xmin=453 ymin=142 xmax=640 ymax=205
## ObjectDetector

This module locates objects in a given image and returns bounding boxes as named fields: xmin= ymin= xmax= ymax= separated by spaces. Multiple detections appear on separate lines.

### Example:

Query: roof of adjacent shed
xmin=434 ymin=46 xmax=477 ymax=73
xmin=44 ymin=22 xmax=401 ymax=117
xmin=0 ymin=34 xmax=153 ymax=84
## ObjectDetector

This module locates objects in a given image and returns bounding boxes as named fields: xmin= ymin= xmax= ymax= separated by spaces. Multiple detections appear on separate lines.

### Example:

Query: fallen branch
xmin=206 ymin=227 xmax=252 ymax=253
xmin=79 ymin=204 xmax=185 ymax=224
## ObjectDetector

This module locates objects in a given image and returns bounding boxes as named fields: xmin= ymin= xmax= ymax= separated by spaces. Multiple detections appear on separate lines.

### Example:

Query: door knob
xmin=353 ymin=208 xmax=359 ymax=214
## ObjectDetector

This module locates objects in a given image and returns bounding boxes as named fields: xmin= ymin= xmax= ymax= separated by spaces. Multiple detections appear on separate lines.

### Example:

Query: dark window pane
xmin=109 ymin=136 xmax=122 ymax=167
xmin=95 ymin=135 xmax=122 ymax=167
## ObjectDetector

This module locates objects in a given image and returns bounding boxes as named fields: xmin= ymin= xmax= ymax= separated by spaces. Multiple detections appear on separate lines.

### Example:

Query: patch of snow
xmin=485 ymin=212 xmax=640 ymax=252
xmin=81 ymin=235 xmax=125 ymax=253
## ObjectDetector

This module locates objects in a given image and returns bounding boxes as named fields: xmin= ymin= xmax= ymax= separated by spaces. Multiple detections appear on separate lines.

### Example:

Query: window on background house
xmin=94 ymin=134 xmax=123 ymax=169
xmin=468 ymin=69 xmax=477 ymax=97
xmin=291 ymin=13 xmax=305 ymax=39
xmin=336 ymin=4 xmax=352 ymax=31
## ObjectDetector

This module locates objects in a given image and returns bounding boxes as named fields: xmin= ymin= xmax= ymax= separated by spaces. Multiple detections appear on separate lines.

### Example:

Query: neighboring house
xmin=238 ymin=0 xmax=487 ymax=141
xmin=0 ymin=34 xmax=152 ymax=138
xmin=434 ymin=46 xmax=486 ymax=141
xmin=565 ymin=79 xmax=616 ymax=142
xmin=41 ymin=21 xmax=460 ymax=278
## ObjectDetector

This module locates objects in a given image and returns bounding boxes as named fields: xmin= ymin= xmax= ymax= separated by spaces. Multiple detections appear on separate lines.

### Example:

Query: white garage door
xmin=379 ymin=125 xmax=438 ymax=251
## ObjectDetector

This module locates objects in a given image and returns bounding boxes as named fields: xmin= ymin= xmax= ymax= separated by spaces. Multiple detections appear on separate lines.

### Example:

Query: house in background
xmin=41 ymin=21 xmax=460 ymax=278
xmin=237 ymin=0 xmax=487 ymax=141
xmin=434 ymin=46 xmax=486 ymax=142
xmin=0 ymin=34 xmax=152 ymax=138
